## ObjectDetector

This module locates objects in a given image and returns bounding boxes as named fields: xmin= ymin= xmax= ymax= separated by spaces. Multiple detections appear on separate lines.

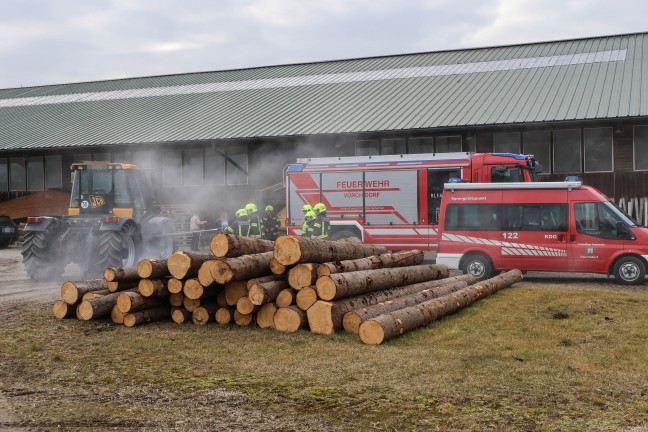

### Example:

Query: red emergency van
xmin=284 ymin=152 xmax=541 ymax=250
xmin=436 ymin=180 xmax=648 ymax=285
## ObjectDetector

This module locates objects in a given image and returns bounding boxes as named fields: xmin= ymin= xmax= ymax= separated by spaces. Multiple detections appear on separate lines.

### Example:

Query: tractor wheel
xmin=96 ymin=226 xmax=139 ymax=271
xmin=21 ymin=226 xmax=64 ymax=282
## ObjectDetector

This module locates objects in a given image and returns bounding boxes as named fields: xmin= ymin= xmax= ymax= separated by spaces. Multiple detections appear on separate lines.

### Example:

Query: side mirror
xmin=616 ymin=221 xmax=633 ymax=239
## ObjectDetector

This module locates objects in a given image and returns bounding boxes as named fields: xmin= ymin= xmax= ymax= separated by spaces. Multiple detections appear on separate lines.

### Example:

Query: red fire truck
xmin=436 ymin=180 xmax=648 ymax=285
xmin=284 ymin=152 xmax=541 ymax=250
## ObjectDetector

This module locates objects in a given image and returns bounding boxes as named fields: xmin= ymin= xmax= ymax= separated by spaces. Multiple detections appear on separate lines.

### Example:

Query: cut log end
xmin=123 ymin=314 xmax=137 ymax=327
xmin=210 ymin=233 xmax=230 ymax=257
xmin=52 ymin=300 xmax=74 ymax=319
xmin=296 ymin=287 xmax=318 ymax=311
xmin=111 ymin=305 xmax=126 ymax=324
xmin=270 ymin=258 xmax=287 ymax=275
xmin=60 ymin=282 xmax=78 ymax=304
xmin=192 ymin=307 xmax=212 ymax=325
xmin=137 ymin=260 xmax=153 ymax=279
xmin=305 ymin=301 xmax=335 ymax=335
xmin=236 ymin=296 xmax=257 ymax=315
xmin=358 ymin=320 xmax=385 ymax=345
xmin=215 ymin=307 xmax=233 ymax=325
xmin=211 ymin=261 xmax=234 ymax=285
xmin=168 ymin=252 xmax=192 ymax=279
xmin=233 ymin=310 xmax=254 ymax=326
xmin=315 ymin=276 xmax=337 ymax=301
xmin=167 ymin=278 xmax=183 ymax=294
xmin=257 ymin=303 xmax=277 ymax=329
xmin=76 ymin=301 xmax=93 ymax=321
xmin=342 ymin=311 xmax=363 ymax=334
xmin=138 ymin=279 xmax=154 ymax=297
xmin=171 ymin=307 xmax=191 ymax=324
xmin=183 ymin=279 xmax=204 ymax=300
xmin=116 ymin=293 xmax=133 ymax=314
xmin=274 ymin=306 xmax=306 ymax=332
xmin=103 ymin=268 xmax=116 ymax=282
xmin=274 ymin=236 xmax=302 ymax=266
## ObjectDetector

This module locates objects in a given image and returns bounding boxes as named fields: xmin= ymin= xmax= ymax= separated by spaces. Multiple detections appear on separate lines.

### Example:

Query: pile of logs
xmin=52 ymin=233 xmax=523 ymax=344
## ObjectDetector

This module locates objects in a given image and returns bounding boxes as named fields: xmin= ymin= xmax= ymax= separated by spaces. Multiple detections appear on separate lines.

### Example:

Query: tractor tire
xmin=96 ymin=225 xmax=139 ymax=272
xmin=21 ymin=226 xmax=64 ymax=282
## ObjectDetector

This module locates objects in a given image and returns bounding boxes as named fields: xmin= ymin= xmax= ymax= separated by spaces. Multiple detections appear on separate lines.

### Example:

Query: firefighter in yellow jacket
xmin=308 ymin=203 xmax=330 ymax=240
xmin=301 ymin=204 xmax=313 ymax=236
xmin=245 ymin=203 xmax=262 ymax=239
xmin=224 ymin=209 xmax=251 ymax=236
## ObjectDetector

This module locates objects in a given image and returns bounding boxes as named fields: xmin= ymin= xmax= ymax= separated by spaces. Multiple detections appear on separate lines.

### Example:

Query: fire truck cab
xmin=284 ymin=152 xmax=540 ymax=250
xmin=437 ymin=180 xmax=648 ymax=285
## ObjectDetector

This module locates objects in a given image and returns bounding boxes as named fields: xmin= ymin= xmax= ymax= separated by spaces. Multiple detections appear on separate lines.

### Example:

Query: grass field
xmin=0 ymin=278 xmax=647 ymax=431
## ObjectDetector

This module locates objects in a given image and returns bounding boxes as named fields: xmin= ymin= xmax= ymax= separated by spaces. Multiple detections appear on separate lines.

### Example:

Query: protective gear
xmin=245 ymin=203 xmax=258 ymax=214
xmin=302 ymin=204 xmax=312 ymax=214
xmin=235 ymin=208 xmax=248 ymax=218
xmin=225 ymin=210 xmax=251 ymax=236
xmin=302 ymin=210 xmax=317 ymax=237
xmin=244 ymin=203 xmax=262 ymax=238
xmin=265 ymin=205 xmax=274 ymax=213
xmin=262 ymin=206 xmax=280 ymax=241
xmin=305 ymin=210 xmax=316 ymax=221
xmin=314 ymin=203 xmax=327 ymax=214
xmin=310 ymin=212 xmax=330 ymax=240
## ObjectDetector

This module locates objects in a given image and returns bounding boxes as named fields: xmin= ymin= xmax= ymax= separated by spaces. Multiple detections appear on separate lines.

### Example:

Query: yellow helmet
xmin=314 ymin=203 xmax=327 ymax=214
xmin=305 ymin=210 xmax=317 ymax=221
xmin=302 ymin=204 xmax=313 ymax=214
xmin=235 ymin=208 xmax=248 ymax=218
xmin=245 ymin=203 xmax=257 ymax=213
xmin=265 ymin=205 xmax=274 ymax=213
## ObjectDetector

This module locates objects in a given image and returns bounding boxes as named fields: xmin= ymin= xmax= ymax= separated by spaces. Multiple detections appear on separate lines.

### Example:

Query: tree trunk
xmin=52 ymin=300 xmax=75 ymax=319
xmin=82 ymin=289 xmax=111 ymax=301
xmin=61 ymin=279 xmax=108 ymax=305
xmin=138 ymin=279 xmax=169 ymax=298
xmin=171 ymin=307 xmax=192 ymax=324
xmin=273 ymin=236 xmax=388 ymax=266
xmin=169 ymin=292 xmax=184 ymax=307
xmin=183 ymin=278 xmax=220 ymax=300
xmin=257 ymin=302 xmax=277 ymax=329
xmin=343 ymin=279 xmax=472 ymax=334
xmin=236 ymin=296 xmax=260 ymax=315
xmin=123 ymin=306 xmax=170 ymax=328
xmin=288 ymin=263 xmax=319 ymax=290
xmin=197 ymin=260 xmax=219 ymax=287
xmin=224 ymin=281 xmax=248 ymax=306
xmin=103 ymin=266 xmax=140 ymax=282
xmin=192 ymin=303 xmax=219 ymax=325
xmin=270 ymin=257 xmax=289 ymax=275
xmin=137 ymin=258 xmax=169 ymax=279
xmin=76 ymin=289 xmax=135 ymax=320
xmin=275 ymin=288 xmax=297 ymax=308
xmin=316 ymin=264 xmax=448 ymax=301
xmin=210 ymin=233 xmax=274 ymax=257
xmin=210 ymin=252 xmax=273 ymax=284
xmin=107 ymin=280 xmax=140 ymax=293
xmin=296 ymin=287 xmax=318 ymax=311
xmin=117 ymin=291 xmax=164 ymax=314
xmin=111 ymin=305 xmax=127 ymax=324
xmin=215 ymin=307 xmax=235 ymax=325
xmin=274 ymin=306 xmax=307 ymax=332
xmin=306 ymin=275 xmax=477 ymax=335
xmin=247 ymin=275 xmax=279 ymax=289
xmin=233 ymin=310 xmax=255 ymax=326
xmin=183 ymin=297 xmax=202 ymax=312
xmin=248 ymin=279 xmax=289 ymax=305
xmin=167 ymin=278 xmax=184 ymax=294
xmin=317 ymin=250 xmax=425 ymax=277
xmin=167 ymin=251 xmax=215 ymax=279
xmin=359 ymin=270 xmax=524 ymax=344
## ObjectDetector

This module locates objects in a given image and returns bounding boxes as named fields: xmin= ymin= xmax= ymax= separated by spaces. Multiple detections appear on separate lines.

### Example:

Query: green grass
xmin=0 ymin=280 xmax=647 ymax=431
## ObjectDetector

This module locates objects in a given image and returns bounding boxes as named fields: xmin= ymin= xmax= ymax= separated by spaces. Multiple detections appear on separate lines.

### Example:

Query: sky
xmin=0 ymin=0 xmax=646 ymax=89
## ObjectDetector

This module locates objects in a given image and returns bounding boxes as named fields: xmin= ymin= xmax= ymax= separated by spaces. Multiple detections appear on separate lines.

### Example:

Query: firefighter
xmin=302 ymin=210 xmax=317 ymax=237
xmin=225 ymin=208 xmax=251 ymax=237
xmin=262 ymin=205 xmax=280 ymax=241
xmin=311 ymin=203 xmax=330 ymax=240
xmin=245 ymin=203 xmax=262 ymax=239
xmin=301 ymin=204 xmax=313 ymax=235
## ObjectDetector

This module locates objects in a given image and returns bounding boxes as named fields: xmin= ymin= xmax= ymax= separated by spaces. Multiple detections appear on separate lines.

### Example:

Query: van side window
xmin=574 ymin=202 xmax=620 ymax=239
xmin=445 ymin=204 xmax=500 ymax=231
xmin=502 ymin=204 xmax=567 ymax=231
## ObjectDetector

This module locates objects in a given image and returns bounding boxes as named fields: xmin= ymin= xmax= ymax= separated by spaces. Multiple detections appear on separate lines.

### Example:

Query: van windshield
xmin=605 ymin=201 xmax=639 ymax=227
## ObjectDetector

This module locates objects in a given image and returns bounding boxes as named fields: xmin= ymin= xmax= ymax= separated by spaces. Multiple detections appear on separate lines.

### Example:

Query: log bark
xmin=273 ymin=235 xmax=388 ymax=266
xmin=270 ymin=257 xmax=288 ymax=275
xmin=52 ymin=300 xmax=75 ymax=319
xmin=288 ymin=263 xmax=319 ymax=290
xmin=111 ymin=305 xmax=127 ymax=324
xmin=76 ymin=289 xmax=135 ymax=320
xmin=316 ymin=264 xmax=448 ymax=301
xmin=247 ymin=275 xmax=279 ymax=289
xmin=167 ymin=278 xmax=184 ymax=294
xmin=359 ymin=270 xmax=524 ymax=344
xmin=138 ymin=279 xmax=169 ymax=298
xmin=215 ymin=307 xmax=235 ymax=325
xmin=82 ymin=289 xmax=111 ymax=301
xmin=197 ymin=261 xmax=219 ymax=287
xmin=183 ymin=297 xmax=202 ymax=312
xmin=343 ymin=279 xmax=472 ymax=334
xmin=210 ymin=252 xmax=273 ymax=284
xmin=306 ymin=275 xmax=476 ymax=335
xmin=117 ymin=291 xmax=164 ymax=314
xmin=167 ymin=251 xmax=215 ymax=279
xmin=236 ymin=296 xmax=260 ymax=315
xmin=103 ymin=266 xmax=140 ymax=282
xmin=192 ymin=303 xmax=219 ymax=325
xmin=295 ymin=286 xmax=318 ymax=311
xmin=137 ymin=258 xmax=169 ymax=279
xmin=217 ymin=290 xmax=228 ymax=308
xmin=248 ymin=279 xmax=289 ymax=305
xmin=123 ymin=306 xmax=170 ymax=328
xmin=224 ymin=281 xmax=248 ymax=306
xmin=317 ymin=250 xmax=425 ymax=277
xmin=171 ymin=307 xmax=192 ymax=324
xmin=274 ymin=306 xmax=307 ymax=332
xmin=169 ymin=292 xmax=184 ymax=307
xmin=61 ymin=279 xmax=108 ymax=305
xmin=183 ymin=278 xmax=220 ymax=300
xmin=107 ymin=280 xmax=140 ymax=293
xmin=256 ymin=302 xmax=277 ymax=329
xmin=275 ymin=288 xmax=297 ymax=308
xmin=233 ymin=310 xmax=255 ymax=326
xmin=210 ymin=233 xmax=274 ymax=257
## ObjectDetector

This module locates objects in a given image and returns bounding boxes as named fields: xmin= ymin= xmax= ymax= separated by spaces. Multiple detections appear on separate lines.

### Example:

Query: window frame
xmin=583 ymin=127 xmax=613 ymax=173
xmin=553 ymin=129 xmax=582 ymax=174
xmin=633 ymin=125 xmax=648 ymax=171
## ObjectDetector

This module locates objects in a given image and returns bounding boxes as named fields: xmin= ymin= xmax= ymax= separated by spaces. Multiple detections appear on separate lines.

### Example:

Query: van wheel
xmin=612 ymin=256 xmax=646 ymax=285
xmin=461 ymin=254 xmax=492 ymax=281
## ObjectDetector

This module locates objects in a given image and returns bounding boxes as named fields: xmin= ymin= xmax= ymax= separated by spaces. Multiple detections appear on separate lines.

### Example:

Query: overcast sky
xmin=1 ymin=0 xmax=645 ymax=89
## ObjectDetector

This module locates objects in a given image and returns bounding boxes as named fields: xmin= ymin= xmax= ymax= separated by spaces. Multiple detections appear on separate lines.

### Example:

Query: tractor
xmin=21 ymin=162 xmax=177 ymax=281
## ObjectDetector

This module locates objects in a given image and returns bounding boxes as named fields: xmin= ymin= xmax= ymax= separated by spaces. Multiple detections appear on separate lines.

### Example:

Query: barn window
xmin=436 ymin=136 xmax=462 ymax=153
xmin=380 ymin=138 xmax=406 ymax=155
xmin=226 ymin=146 xmax=248 ymax=185
xmin=162 ymin=149 xmax=182 ymax=187
xmin=407 ymin=137 xmax=434 ymax=154
xmin=0 ymin=158 xmax=7 ymax=191
xmin=355 ymin=140 xmax=379 ymax=156
xmin=523 ymin=131 xmax=551 ymax=174
xmin=45 ymin=156 xmax=62 ymax=189
xmin=27 ymin=156 xmax=44 ymax=191
xmin=9 ymin=158 xmax=26 ymax=191
xmin=633 ymin=125 xmax=648 ymax=171
xmin=584 ymin=127 xmax=613 ymax=172
xmin=553 ymin=129 xmax=581 ymax=173
xmin=493 ymin=132 xmax=520 ymax=153
xmin=205 ymin=147 xmax=226 ymax=185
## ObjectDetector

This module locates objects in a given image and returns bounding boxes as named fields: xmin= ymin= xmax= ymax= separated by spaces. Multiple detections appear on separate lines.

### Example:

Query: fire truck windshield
xmin=491 ymin=166 xmax=538 ymax=182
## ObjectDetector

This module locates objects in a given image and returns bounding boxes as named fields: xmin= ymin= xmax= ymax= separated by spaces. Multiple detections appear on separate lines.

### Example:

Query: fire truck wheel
xmin=330 ymin=230 xmax=360 ymax=241
xmin=612 ymin=256 xmax=646 ymax=285
xmin=461 ymin=254 xmax=493 ymax=281
xmin=97 ymin=226 xmax=139 ymax=270
xmin=21 ymin=226 xmax=64 ymax=282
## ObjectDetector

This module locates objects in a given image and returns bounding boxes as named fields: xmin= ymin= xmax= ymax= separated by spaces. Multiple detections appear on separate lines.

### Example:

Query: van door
xmin=569 ymin=201 xmax=626 ymax=273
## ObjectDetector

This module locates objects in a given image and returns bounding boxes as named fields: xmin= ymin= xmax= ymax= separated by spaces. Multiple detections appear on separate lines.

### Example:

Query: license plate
xmin=2 ymin=227 xmax=14 ymax=233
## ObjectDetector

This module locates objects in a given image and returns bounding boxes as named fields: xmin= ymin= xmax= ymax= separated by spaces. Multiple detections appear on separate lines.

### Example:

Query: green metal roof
xmin=1 ymin=32 xmax=647 ymax=151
